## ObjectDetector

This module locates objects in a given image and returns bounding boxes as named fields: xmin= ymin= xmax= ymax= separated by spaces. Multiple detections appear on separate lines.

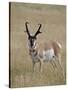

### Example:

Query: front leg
xmin=39 ymin=59 xmax=43 ymax=72
xmin=39 ymin=61 xmax=41 ymax=72
xmin=33 ymin=61 xmax=35 ymax=72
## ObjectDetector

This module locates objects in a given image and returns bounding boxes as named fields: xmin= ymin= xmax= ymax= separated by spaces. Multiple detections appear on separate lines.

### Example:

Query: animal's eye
xmin=28 ymin=36 xmax=30 ymax=39
xmin=34 ymin=37 xmax=37 ymax=39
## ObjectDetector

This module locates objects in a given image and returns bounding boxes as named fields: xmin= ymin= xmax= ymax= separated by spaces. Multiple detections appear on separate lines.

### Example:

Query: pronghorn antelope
xmin=25 ymin=22 xmax=62 ymax=72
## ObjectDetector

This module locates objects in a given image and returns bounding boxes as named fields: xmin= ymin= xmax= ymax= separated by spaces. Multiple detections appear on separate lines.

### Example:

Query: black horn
xmin=25 ymin=22 xmax=30 ymax=36
xmin=34 ymin=24 xmax=42 ymax=37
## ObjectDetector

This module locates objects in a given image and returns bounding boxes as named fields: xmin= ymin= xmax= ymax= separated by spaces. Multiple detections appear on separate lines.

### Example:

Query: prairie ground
xmin=10 ymin=3 xmax=66 ymax=88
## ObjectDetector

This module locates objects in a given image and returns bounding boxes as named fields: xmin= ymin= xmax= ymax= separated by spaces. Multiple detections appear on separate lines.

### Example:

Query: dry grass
xmin=10 ymin=3 xmax=66 ymax=88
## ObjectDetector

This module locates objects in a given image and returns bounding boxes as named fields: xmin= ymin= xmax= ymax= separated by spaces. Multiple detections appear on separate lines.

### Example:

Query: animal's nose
xmin=30 ymin=41 xmax=33 ymax=46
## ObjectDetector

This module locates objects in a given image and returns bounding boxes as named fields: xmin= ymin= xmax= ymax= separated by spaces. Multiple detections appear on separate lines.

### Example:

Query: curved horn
xmin=34 ymin=24 xmax=42 ymax=37
xmin=25 ymin=22 xmax=30 ymax=36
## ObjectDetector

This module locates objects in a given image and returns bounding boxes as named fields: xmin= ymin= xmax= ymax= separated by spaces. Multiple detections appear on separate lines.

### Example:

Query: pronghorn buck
xmin=25 ymin=22 xmax=62 ymax=72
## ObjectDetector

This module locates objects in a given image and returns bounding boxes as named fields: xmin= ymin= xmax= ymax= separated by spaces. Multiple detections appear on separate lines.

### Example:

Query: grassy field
xmin=10 ymin=3 xmax=66 ymax=88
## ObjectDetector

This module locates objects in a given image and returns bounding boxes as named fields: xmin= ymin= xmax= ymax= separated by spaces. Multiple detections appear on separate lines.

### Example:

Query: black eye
xmin=34 ymin=37 xmax=37 ymax=39
xmin=28 ymin=36 xmax=30 ymax=39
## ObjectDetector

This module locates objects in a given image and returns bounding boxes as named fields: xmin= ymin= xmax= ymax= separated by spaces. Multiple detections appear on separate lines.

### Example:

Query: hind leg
xmin=56 ymin=54 xmax=62 ymax=70
xmin=50 ymin=55 xmax=57 ymax=70
xmin=50 ymin=60 xmax=55 ymax=69
xmin=55 ymin=54 xmax=65 ymax=78
xmin=50 ymin=59 xmax=57 ymax=70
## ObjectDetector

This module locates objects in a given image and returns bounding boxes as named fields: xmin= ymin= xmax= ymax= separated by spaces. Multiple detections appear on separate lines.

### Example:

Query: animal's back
xmin=51 ymin=41 xmax=62 ymax=57
xmin=37 ymin=41 xmax=62 ymax=60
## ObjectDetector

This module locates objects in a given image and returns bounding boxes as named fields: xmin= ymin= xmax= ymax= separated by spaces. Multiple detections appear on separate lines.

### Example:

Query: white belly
xmin=43 ymin=49 xmax=55 ymax=61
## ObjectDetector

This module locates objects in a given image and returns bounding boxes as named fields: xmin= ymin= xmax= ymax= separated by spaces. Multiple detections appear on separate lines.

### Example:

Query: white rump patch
xmin=43 ymin=49 xmax=55 ymax=61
